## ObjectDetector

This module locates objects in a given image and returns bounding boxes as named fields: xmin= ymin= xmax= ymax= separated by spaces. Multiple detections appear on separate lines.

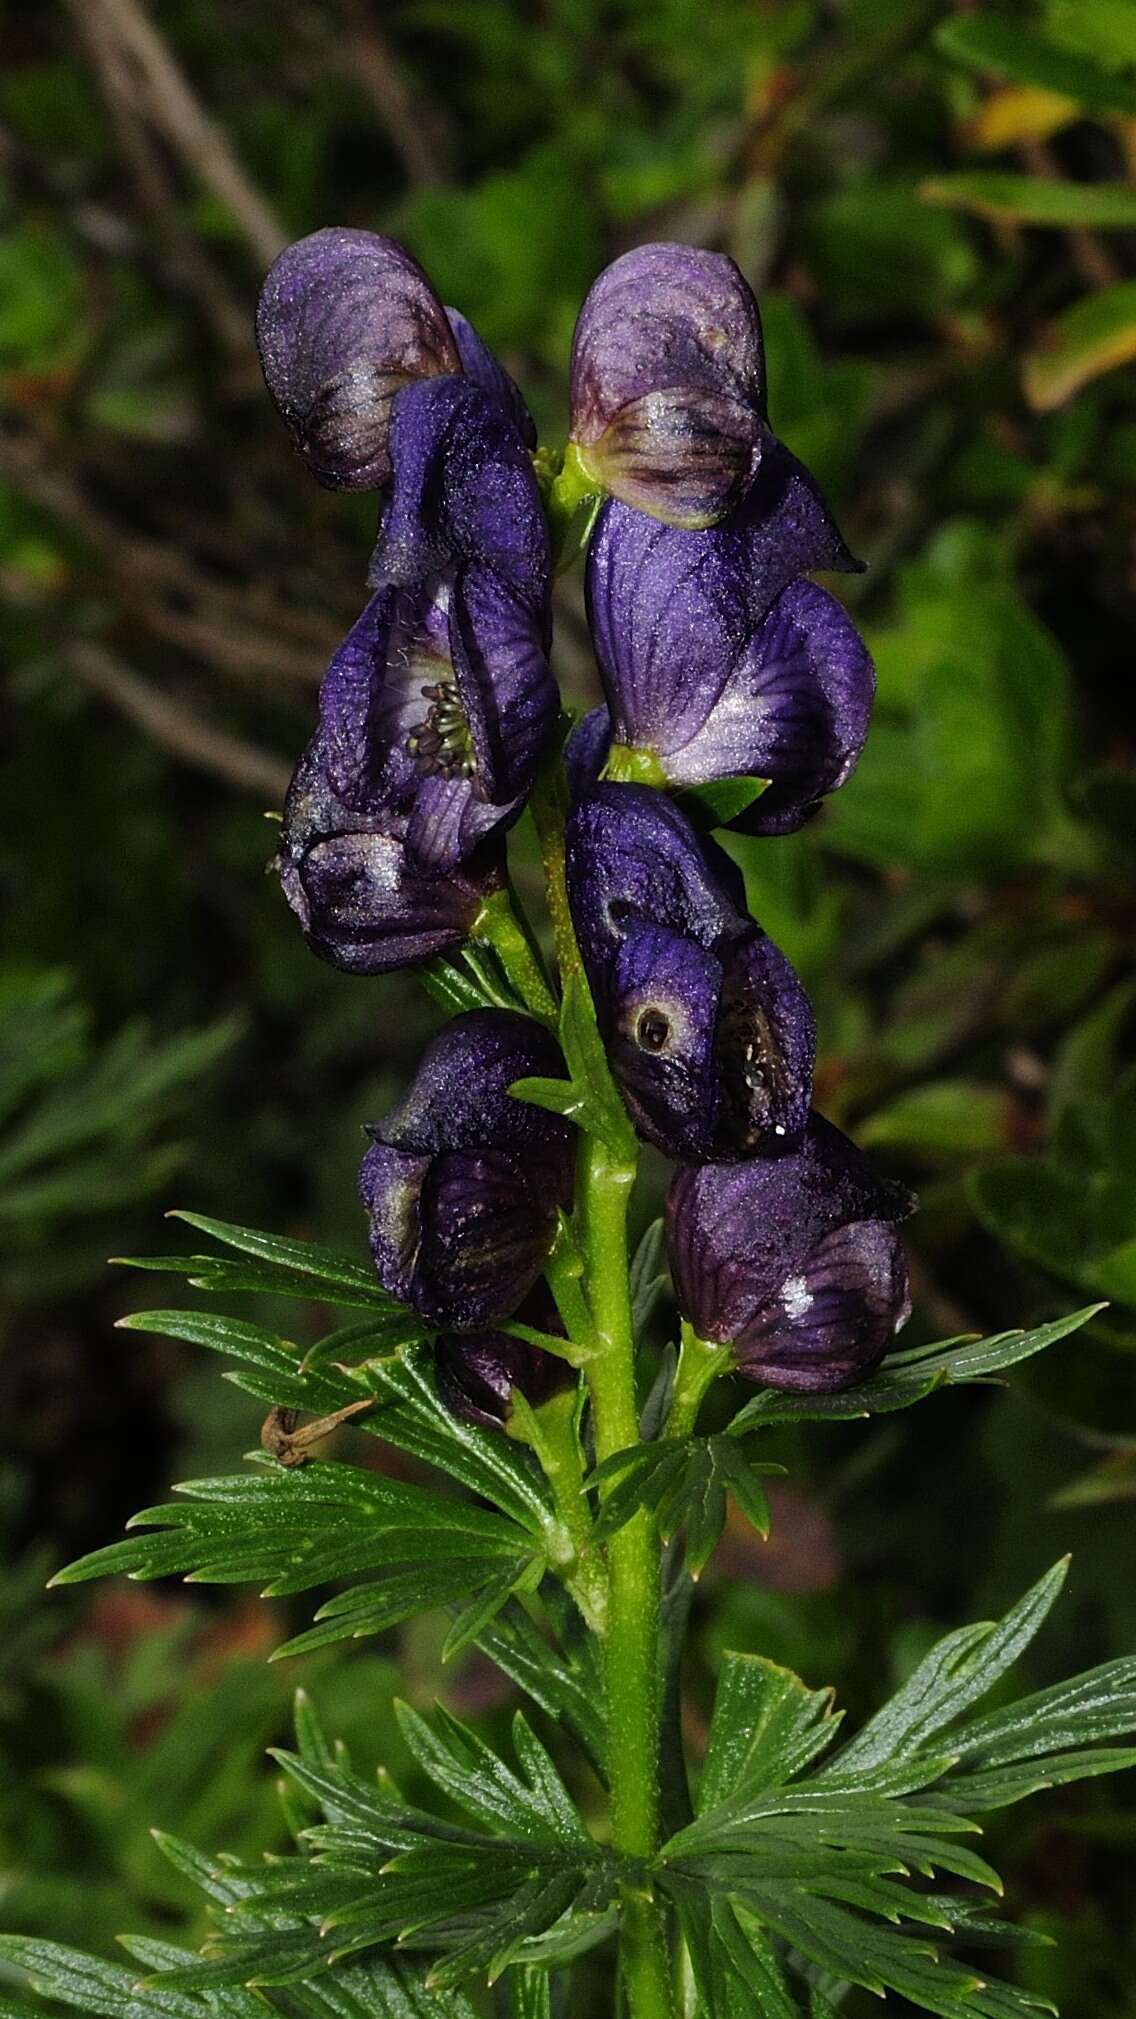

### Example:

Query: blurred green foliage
xmin=0 ymin=0 xmax=1134 ymax=2012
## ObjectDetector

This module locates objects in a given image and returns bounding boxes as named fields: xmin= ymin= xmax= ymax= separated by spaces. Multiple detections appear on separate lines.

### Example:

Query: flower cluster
xmin=258 ymin=232 xmax=913 ymax=1416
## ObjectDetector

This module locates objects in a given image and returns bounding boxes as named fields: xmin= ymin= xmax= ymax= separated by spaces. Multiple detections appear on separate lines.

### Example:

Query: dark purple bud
xmin=256 ymin=228 xmax=460 ymax=491
xmin=582 ymin=443 xmax=872 ymax=834
xmin=369 ymin=376 xmax=551 ymax=617
xmin=277 ymin=734 xmax=499 ymax=974
xmin=360 ymin=1012 xmax=575 ymax=1328
xmin=569 ymin=242 xmax=768 ymax=528
xmin=666 ymin=1115 xmax=915 ymax=1391
xmin=565 ymin=785 xmax=815 ymax=1160
xmin=445 ymin=307 xmax=536 ymax=447
xmin=435 ymin=1286 xmax=569 ymax=1430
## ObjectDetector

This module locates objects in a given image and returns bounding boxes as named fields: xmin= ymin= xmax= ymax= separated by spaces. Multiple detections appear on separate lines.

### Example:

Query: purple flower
xmin=435 ymin=1287 xmax=569 ymax=1430
xmin=569 ymin=242 xmax=768 ymax=528
xmin=569 ymin=442 xmax=871 ymax=835
xmin=444 ymin=307 xmax=536 ymax=447
xmin=360 ymin=1012 xmax=575 ymax=1329
xmin=277 ymin=735 xmax=500 ymax=974
xmin=565 ymin=785 xmax=815 ymax=1161
xmin=666 ymin=1115 xmax=915 ymax=1391
xmin=256 ymin=228 xmax=461 ymax=490
xmin=313 ymin=376 xmax=556 ymax=871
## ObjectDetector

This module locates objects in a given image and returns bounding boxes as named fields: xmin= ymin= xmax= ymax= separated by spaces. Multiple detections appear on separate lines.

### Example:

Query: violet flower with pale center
xmin=569 ymin=241 xmax=769 ymax=529
xmin=311 ymin=374 xmax=556 ymax=872
xmin=277 ymin=735 xmax=500 ymax=975
xmin=360 ymin=1012 xmax=575 ymax=1329
xmin=565 ymin=785 xmax=815 ymax=1161
xmin=666 ymin=1114 xmax=915 ymax=1392
xmin=570 ymin=441 xmax=872 ymax=835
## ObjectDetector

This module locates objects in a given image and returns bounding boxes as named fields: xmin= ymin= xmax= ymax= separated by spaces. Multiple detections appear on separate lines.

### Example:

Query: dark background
xmin=1 ymin=1 xmax=1134 ymax=2010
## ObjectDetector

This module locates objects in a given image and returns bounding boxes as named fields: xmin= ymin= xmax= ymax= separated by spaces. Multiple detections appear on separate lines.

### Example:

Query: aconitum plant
xmin=11 ymin=235 xmax=1135 ymax=2019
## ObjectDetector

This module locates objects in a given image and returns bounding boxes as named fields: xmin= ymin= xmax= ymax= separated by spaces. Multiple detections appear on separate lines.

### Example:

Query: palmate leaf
xmin=476 ymin=1597 xmax=607 ymax=1779
xmin=589 ymin=1435 xmax=781 ymax=1572
xmin=663 ymin=1563 xmax=1136 ymax=2019
xmin=728 ymin=1305 xmax=1103 ymax=1431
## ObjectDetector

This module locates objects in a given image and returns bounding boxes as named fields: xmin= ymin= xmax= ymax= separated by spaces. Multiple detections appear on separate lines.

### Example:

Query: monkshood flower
xmin=360 ymin=1012 xmax=575 ymax=1329
xmin=571 ymin=441 xmax=872 ymax=835
xmin=277 ymin=734 xmax=500 ymax=974
xmin=257 ymin=228 xmax=535 ymax=490
xmin=565 ymin=785 xmax=815 ymax=1161
xmin=435 ymin=1288 xmax=569 ymax=1430
xmin=568 ymin=241 xmax=768 ymax=528
xmin=314 ymin=375 xmax=556 ymax=871
xmin=666 ymin=1114 xmax=915 ymax=1392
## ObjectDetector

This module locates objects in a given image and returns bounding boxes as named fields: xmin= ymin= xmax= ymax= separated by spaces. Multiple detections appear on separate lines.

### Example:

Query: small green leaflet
xmin=589 ymin=1436 xmax=782 ymax=1574
xmin=677 ymin=776 xmax=771 ymax=830
xmin=728 ymin=1305 xmax=1104 ymax=1430
xmin=922 ymin=172 xmax=1136 ymax=229
xmin=934 ymin=14 xmax=1136 ymax=118
xmin=698 ymin=1657 xmax=842 ymax=1810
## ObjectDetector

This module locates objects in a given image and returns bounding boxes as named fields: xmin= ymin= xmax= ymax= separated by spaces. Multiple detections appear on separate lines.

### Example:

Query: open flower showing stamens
xmin=569 ymin=241 xmax=769 ymax=528
xmin=666 ymin=1115 xmax=915 ymax=1392
xmin=360 ymin=1012 xmax=575 ymax=1329
xmin=565 ymin=785 xmax=815 ymax=1160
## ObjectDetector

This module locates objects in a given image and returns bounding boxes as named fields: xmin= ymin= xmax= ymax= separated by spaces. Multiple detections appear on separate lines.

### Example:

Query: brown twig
xmin=340 ymin=0 xmax=452 ymax=187
xmin=1021 ymin=139 xmax=1122 ymax=290
xmin=66 ymin=0 xmax=286 ymax=270
xmin=68 ymin=640 xmax=291 ymax=801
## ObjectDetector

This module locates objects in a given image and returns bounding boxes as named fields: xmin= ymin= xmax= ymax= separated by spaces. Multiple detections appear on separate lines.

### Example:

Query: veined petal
xmin=734 ymin=1219 xmax=911 ymax=1391
xmin=450 ymin=565 xmax=558 ymax=804
xmin=445 ymin=306 xmax=536 ymax=446
xmin=358 ymin=1139 xmax=431 ymax=1307
xmin=415 ymin=1148 xmax=563 ymax=1328
xmin=374 ymin=1010 xmax=573 ymax=1157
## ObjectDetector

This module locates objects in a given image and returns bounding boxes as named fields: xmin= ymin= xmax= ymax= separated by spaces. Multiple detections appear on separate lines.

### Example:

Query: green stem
xmin=472 ymin=888 xmax=558 ymax=1024
xmin=581 ymin=1135 xmax=674 ymax=2019
xmin=530 ymin=748 xmax=582 ymax=989
xmin=665 ymin=1324 xmax=732 ymax=1443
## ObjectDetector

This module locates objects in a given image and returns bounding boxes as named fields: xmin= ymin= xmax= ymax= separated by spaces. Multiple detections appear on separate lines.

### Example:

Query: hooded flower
xmin=565 ymin=785 xmax=815 ymax=1161
xmin=666 ymin=1115 xmax=915 ymax=1392
xmin=277 ymin=734 xmax=500 ymax=975
xmin=435 ymin=1287 xmax=569 ymax=1430
xmin=360 ymin=1012 xmax=575 ymax=1329
xmin=568 ymin=241 xmax=768 ymax=528
xmin=569 ymin=441 xmax=872 ymax=835
xmin=256 ymin=227 xmax=536 ymax=490
xmin=312 ymin=374 xmax=556 ymax=871
xmin=256 ymin=227 xmax=461 ymax=490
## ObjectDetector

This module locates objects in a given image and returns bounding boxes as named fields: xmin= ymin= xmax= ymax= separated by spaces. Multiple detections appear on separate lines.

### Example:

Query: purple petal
xmin=733 ymin=1219 xmax=911 ymax=1391
xmin=415 ymin=1148 xmax=563 ymax=1327
xmin=359 ymin=1139 xmax=430 ymax=1306
xmin=569 ymin=241 xmax=767 ymax=527
xmin=373 ymin=1010 xmax=573 ymax=1161
xmin=449 ymin=566 xmax=558 ymax=804
xmin=565 ymin=707 xmax=612 ymax=798
xmin=565 ymin=785 xmax=743 ymax=983
xmin=369 ymin=376 xmax=551 ymax=612
xmin=605 ymin=922 xmax=724 ymax=1160
xmin=714 ymin=930 xmax=815 ymax=1153
xmin=256 ymin=228 xmax=459 ymax=490
xmin=445 ymin=306 xmax=536 ymax=447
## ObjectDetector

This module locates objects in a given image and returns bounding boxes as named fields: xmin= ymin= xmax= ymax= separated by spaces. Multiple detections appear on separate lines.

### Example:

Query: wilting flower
xmin=435 ymin=1287 xmax=569 ymax=1429
xmin=256 ymin=228 xmax=460 ymax=490
xmin=311 ymin=375 xmax=556 ymax=871
xmin=569 ymin=241 xmax=768 ymax=528
xmin=277 ymin=734 xmax=500 ymax=974
xmin=666 ymin=1115 xmax=915 ymax=1391
xmin=568 ymin=442 xmax=871 ymax=835
xmin=360 ymin=1012 xmax=575 ymax=1328
xmin=565 ymin=785 xmax=815 ymax=1161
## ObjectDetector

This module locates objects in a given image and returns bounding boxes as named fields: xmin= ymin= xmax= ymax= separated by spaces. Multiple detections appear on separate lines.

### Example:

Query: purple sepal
xmin=277 ymin=735 xmax=498 ymax=975
xmin=360 ymin=1012 xmax=575 ymax=1329
xmin=569 ymin=241 xmax=769 ymax=528
xmin=255 ymin=228 xmax=459 ymax=491
xmin=583 ymin=443 xmax=871 ymax=832
xmin=666 ymin=1115 xmax=915 ymax=1391
xmin=369 ymin=376 xmax=551 ymax=617
xmin=445 ymin=307 xmax=536 ymax=447
xmin=565 ymin=785 xmax=815 ymax=1159
xmin=564 ymin=707 xmax=612 ymax=799
xmin=435 ymin=1285 xmax=568 ymax=1429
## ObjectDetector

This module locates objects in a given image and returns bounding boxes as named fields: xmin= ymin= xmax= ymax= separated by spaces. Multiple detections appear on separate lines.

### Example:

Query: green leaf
xmin=1024 ymin=279 xmax=1136 ymax=410
xmin=825 ymin=1561 xmax=1070 ymax=1780
xmin=935 ymin=14 xmax=1136 ymax=117
xmin=922 ymin=172 xmax=1136 ymax=229
xmin=475 ymin=1600 xmax=607 ymax=1778
xmin=728 ymin=1306 xmax=1104 ymax=1428
xmin=677 ymin=777 xmax=770 ymax=830
xmin=395 ymin=1703 xmax=589 ymax=1847
xmin=629 ymin=1217 xmax=669 ymax=1336
xmin=147 ymin=1211 xmax=399 ymax=1310
xmin=860 ymin=1079 xmax=1012 ymax=1157
xmin=590 ymin=1435 xmax=779 ymax=1571
xmin=699 ymin=1656 xmax=842 ymax=1811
